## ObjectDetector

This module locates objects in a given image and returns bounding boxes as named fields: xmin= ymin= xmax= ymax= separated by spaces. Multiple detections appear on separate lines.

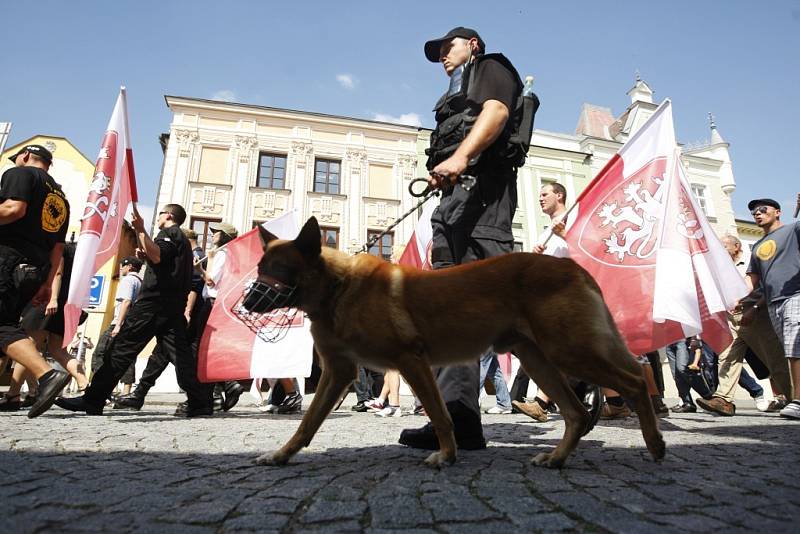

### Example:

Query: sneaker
xmin=485 ymin=406 xmax=512 ymax=415
xmin=599 ymin=402 xmax=631 ymax=420
xmin=754 ymin=395 xmax=770 ymax=412
xmin=276 ymin=392 xmax=302 ymax=414
xmin=696 ymin=396 xmax=735 ymax=416
xmin=512 ymin=400 xmax=548 ymax=422
xmin=765 ymin=398 xmax=788 ymax=413
xmin=779 ymin=400 xmax=800 ymax=420
xmin=365 ymin=398 xmax=385 ymax=412
xmin=376 ymin=405 xmax=402 ymax=417
xmin=412 ymin=405 xmax=426 ymax=416
xmin=258 ymin=403 xmax=277 ymax=413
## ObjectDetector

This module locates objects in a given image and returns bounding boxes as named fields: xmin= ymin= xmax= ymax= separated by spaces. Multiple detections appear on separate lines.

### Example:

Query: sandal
xmin=0 ymin=394 xmax=22 ymax=411
xmin=21 ymin=394 xmax=38 ymax=408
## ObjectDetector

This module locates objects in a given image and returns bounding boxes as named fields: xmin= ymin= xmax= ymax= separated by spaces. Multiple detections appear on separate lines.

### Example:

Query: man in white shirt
xmin=512 ymin=183 xmax=569 ymax=421
xmin=91 ymin=257 xmax=143 ymax=394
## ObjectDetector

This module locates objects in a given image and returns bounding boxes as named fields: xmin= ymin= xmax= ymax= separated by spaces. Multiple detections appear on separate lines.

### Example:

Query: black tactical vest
xmin=426 ymin=53 xmax=531 ymax=171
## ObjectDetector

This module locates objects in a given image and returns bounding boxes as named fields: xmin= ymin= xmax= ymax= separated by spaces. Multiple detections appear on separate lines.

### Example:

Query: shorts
xmin=768 ymin=294 xmax=800 ymax=359
xmin=0 ymin=246 xmax=45 ymax=349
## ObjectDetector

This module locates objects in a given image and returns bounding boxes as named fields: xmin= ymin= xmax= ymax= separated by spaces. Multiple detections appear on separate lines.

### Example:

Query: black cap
xmin=424 ymin=27 xmax=485 ymax=62
xmin=747 ymin=198 xmax=781 ymax=211
xmin=9 ymin=144 xmax=53 ymax=165
xmin=120 ymin=256 xmax=143 ymax=271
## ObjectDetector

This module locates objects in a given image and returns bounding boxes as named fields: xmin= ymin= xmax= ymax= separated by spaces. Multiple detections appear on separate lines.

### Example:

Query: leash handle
xmin=409 ymin=174 xmax=477 ymax=198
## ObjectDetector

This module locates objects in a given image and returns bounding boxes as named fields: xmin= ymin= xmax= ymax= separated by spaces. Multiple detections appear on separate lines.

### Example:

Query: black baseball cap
xmin=424 ymin=27 xmax=485 ymax=62
xmin=120 ymin=256 xmax=143 ymax=271
xmin=747 ymin=198 xmax=781 ymax=211
xmin=9 ymin=144 xmax=53 ymax=165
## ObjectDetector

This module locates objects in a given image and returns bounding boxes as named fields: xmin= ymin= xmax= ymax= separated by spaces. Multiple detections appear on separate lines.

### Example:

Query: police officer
xmin=0 ymin=144 xmax=72 ymax=418
xmin=56 ymin=203 xmax=214 ymax=416
xmin=399 ymin=28 xmax=527 ymax=450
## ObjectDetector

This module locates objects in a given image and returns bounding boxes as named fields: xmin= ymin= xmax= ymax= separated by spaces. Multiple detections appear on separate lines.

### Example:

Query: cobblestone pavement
xmin=2 ymin=393 xmax=799 ymax=533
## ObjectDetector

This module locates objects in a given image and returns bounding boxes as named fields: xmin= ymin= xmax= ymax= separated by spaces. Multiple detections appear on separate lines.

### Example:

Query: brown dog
xmin=245 ymin=216 xmax=665 ymax=468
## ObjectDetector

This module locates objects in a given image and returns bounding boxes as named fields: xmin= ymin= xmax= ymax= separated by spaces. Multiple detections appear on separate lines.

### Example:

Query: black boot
xmin=398 ymin=401 xmax=486 ymax=451
xmin=112 ymin=386 xmax=148 ymax=410
xmin=221 ymin=381 xmax=244 ymax=412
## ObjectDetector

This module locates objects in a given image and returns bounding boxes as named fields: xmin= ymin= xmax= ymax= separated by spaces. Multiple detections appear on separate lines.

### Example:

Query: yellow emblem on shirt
xmin=42 ymin=192 xmax=67 ymax=233
xmin=755 ymin=239 xmax=777 ymax=261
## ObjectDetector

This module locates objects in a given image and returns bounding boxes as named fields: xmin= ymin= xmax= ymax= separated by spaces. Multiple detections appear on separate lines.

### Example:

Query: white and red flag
xmin=565 ymin=100 xmax=747 ymax=354
xmin=63 ymin=87 xmax=138 ymax=346
xmin=197 ymin=210 xmax=314 ymax=382
xmin=398 ymin=200 xmax=436 ymax=269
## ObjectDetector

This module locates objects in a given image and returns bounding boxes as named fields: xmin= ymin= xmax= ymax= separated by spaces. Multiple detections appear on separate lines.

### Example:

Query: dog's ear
xmin=294 ymin=216 xmax=321 ymax=260
xmin=258 ymin=225 xmax=279 ymax=251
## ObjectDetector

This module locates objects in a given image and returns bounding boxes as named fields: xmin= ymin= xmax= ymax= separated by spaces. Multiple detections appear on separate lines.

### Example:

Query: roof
xmin=575 ymin=104 xmax=615 ymax=140
xmin=164 ymin=95 xmax=422 ymax=133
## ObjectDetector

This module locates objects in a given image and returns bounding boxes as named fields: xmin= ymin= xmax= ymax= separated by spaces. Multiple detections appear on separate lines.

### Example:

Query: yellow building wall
xmin=1 ymin=135 xmax=126 ymax=364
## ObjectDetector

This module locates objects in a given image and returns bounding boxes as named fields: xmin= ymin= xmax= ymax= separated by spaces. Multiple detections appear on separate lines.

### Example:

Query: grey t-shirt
xmin=747 ymin=222 xmax=800 ymax=303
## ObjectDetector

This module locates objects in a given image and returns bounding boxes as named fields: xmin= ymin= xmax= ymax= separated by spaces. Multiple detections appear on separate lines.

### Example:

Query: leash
xmin=358 ymin=174 xmax=476 ymax=254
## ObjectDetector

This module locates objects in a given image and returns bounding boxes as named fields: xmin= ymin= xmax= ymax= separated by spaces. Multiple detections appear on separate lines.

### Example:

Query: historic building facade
xmin=158 ymin=79 xmax=739 ymax=262
xmin=158 ymin=97 xmax=421 ymax=259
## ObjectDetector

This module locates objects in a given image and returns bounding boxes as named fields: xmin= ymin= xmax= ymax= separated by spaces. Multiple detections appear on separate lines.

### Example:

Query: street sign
xmin=88 ymin=275 xmax=105 ymax=306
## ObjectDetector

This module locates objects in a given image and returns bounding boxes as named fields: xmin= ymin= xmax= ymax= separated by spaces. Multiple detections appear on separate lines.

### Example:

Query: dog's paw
xmin=531 ymin=452 xmax=565 ymax=469
xmin=423 ymin=451 xmax=456 ymax=468
xmin=254 ymin=451 xmax=289 ymax=466
xmin=648 ymin=434 xmax=666 ymax=462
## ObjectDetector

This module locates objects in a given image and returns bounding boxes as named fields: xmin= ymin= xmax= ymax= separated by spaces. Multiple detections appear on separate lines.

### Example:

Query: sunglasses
xmin=750 ymin=206 xmax=770 ymax=216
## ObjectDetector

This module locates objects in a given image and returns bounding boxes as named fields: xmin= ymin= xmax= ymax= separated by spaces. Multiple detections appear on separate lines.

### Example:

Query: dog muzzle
xmin=233 ymin=276 xmax=299 ymax=343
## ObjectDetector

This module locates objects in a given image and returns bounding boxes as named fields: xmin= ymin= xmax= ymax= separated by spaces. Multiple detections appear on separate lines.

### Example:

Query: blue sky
xmin=2 ymin=0 xmax=798 ymax=221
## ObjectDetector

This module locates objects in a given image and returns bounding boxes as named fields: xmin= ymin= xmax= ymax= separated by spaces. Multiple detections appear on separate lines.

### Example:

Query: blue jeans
xmin=666 ymin=340 xmax=713 ymax=406
xmin=479 ymin=351 xmax=511 ymax=409
xmin=738 ymin=368 xmax=764 ymax=399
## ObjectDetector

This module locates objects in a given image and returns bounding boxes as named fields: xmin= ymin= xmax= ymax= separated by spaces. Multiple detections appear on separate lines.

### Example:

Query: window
xmin=320 ymin=227 xmax=339 ymax=249
xmin=367 ymin=231 xmax=393 ymax=262
xmin=257 ymin=153 xmax=286 ymax=189
xmin=314 ymin=159 xmax=340 ymax=194
xmin=513 ymin=241 xmax=524 ymax=252
xmin=691 ymin=184 xmax=709 ymax=215
xmin=190 ymin=217 xmax=221 ymax=252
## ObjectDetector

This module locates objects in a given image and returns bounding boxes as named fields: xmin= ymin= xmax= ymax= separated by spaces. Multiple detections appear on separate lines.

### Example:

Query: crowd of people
xmin=1 ymin=27 xmax=798 ymax=461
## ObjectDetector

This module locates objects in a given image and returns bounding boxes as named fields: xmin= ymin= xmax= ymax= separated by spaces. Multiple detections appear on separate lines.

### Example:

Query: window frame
xmin=367 ymin=231 xmax=393 ymax=262
xmin=256 ymin=152 xmax=287 ymax=189
xmin=190 ymin=216 xmax=222 ymax=253
xmin=319 ymin=226 xmax=340 ymax=250
xmin=313 ymin=158 xmax=341 ymax=194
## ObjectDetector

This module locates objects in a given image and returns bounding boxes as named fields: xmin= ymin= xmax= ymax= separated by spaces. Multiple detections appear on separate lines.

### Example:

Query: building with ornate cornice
xmin=157 ymin=80 xmax=739 ymax=263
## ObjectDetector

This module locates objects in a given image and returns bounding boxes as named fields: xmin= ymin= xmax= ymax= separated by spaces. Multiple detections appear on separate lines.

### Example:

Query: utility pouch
xmin=12 ymin=264 xmax=43 ymax=291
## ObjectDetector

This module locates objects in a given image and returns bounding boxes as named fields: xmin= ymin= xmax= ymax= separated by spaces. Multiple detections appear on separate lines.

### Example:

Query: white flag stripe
xmin=249 ymin=209 xmax=314 ymax=379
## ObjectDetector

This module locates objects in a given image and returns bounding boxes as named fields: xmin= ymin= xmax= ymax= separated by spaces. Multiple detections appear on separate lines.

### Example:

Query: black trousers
xmin=0 ymin=245 xmax=46 ymax=349
xmin=429 ymin=218 xmax=513 ymax=418
xmin=92 ymin=324 xmax=136 ymax=384
xmin=354 ymin=366 xmax=385 ymax=403
xmin=84 ymin=298 xmax=213 ymax=410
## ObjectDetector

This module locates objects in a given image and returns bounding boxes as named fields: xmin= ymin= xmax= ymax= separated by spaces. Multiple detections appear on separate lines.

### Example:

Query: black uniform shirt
xmin=0 ymin=166 xmax=70 ymax=266
xmin=138 ymin=224 xmax=192 ymax=305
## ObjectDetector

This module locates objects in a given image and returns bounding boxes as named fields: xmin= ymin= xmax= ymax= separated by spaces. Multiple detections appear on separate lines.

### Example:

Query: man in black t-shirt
xmin=56 ymin=203 xmax=214 ymax=416
xmin=399 ymin=28 xmax=523 ymax=451
xmin=0 ymin=144 xmax=72 ymax=418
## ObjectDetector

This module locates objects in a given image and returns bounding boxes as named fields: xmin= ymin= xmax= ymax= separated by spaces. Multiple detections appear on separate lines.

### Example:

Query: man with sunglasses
xmin=56 ymin=204 xmax=214 ymax=417
xmin=743 ymin=198 xmax=800 ymax=419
